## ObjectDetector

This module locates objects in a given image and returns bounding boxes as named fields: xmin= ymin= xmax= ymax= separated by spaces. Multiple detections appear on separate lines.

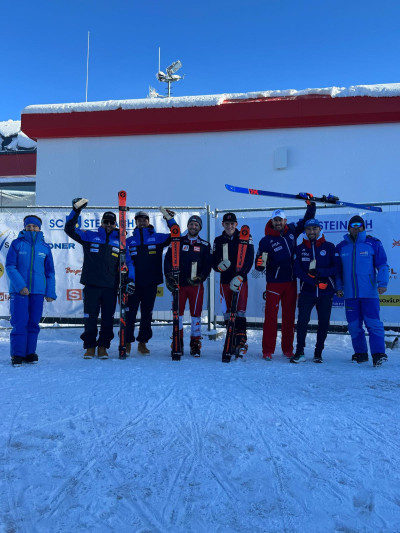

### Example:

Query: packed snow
xmin=22 ymin=83 xmax=400 ymax=115
xmin=1 ymin=324 xmax=399 ymax=532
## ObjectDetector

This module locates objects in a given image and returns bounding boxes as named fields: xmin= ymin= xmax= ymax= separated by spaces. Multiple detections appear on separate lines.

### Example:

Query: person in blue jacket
xmin=6 ymin=215 xmax=56 ymax=366
xmin=255 ymin=197 xmax=316 ymax=360
xmin=65 ymin=199 xmax=120 ymax=359
xmin=125 ymin=207 xmax=176 ymax=355
xmin=291 ymin=219 xmax=337 ymax=364
xmin=335 ymin=215 xmax=389 ymax=367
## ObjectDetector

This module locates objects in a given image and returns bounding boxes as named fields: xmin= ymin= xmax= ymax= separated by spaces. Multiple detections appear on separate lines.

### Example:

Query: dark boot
xmin=26 ymin=353 xmax=39 ymax=364
xmin=372 ymin=353 xmax=388 ymax=367
xmin=190 ymin=336 xmax=202 ymax=357
xmin=352 ymin=353 xmax=368 ymax=364
xmin=290 ymin=350 xmax=305 ymax=364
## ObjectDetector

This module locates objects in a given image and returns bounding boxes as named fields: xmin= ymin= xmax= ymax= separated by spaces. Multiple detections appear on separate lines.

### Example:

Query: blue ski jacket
xmin=65 ymin=210 xmax=120 ymax=289
xmin=126 ymin=219 xmax=176 ymax=286
xmin=335 ymin=231 xmax=389 ymax=299
xmin=6 ymin=231 xmax=57 ymax=298
xmin=255 ymin=204 xmax=316 ymax=283
xmin=294 ymin=234 xmax=337 ymax=297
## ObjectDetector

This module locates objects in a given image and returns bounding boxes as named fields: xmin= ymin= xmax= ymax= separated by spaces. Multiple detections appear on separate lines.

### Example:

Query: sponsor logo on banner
xmin=322 ymin=219 xmax=373 ymax=233
xmin=390 ymin=268 xmax=398 ymax=281
xmin=0 ymin=292 xmax=10 ymax=301
xmin=0 ymin=263 xmax=4 ymax=278
xmin=48 ymin=242 xmax=76 ymax=250
xmin=379 ymin=295 xmax=400 ymax=306
xmin=65 ymin=267 xmax=82 ymax=275
xmin=66 ymin=289 xmax=83 ymax=301
xmin=157 ymin=286 xmax=164 ymax=297
xmin=393 ymin=238 xmax=400 ymax=248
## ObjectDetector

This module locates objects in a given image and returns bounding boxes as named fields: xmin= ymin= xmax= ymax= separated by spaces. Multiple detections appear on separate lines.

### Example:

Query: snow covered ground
xmin=0 ymin=325 xmax=399 ymax=533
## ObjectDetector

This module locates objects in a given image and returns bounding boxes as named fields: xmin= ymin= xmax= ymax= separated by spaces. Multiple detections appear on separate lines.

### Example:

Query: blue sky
xmin=3 ymin=0 xmax=400 ymax=120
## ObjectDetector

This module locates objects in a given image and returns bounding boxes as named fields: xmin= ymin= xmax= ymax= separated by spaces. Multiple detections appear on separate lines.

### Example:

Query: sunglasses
xmin=349 ymin=222 xmax=363 ymax=228
xmin=102 ymin=220 xmax=116 ymax=225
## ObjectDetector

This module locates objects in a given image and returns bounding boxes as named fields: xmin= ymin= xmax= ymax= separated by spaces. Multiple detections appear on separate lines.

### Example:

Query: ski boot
xmin=190 ymin=336 xmax=202 ymax=357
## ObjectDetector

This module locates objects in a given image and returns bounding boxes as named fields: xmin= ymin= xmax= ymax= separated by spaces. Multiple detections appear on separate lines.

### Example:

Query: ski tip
xmin=225 ymin=184 xmax=235 ymax=192
xmin=118 ymin=190 xmax=127 ymax=198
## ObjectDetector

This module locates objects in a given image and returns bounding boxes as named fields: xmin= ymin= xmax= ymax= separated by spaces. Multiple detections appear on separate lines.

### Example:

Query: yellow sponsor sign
xmin=0 ymin=263 xmax=4 ymax=278
xmin=157 ymin=286 xmax=164 ymax=297
xmin=379 ymin=295 xmax=400 ymax=306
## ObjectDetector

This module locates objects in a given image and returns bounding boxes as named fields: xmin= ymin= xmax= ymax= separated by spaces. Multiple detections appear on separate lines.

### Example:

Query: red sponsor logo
xmin=66 ymin=289 xmax=83 ymax=301
xmin=65 ymin=267 xmax=82 ymax=275
xmin=0 ymin=292 xmax=10 ymax=301
xmin=393 ymin=239 xmax=400 ymax=248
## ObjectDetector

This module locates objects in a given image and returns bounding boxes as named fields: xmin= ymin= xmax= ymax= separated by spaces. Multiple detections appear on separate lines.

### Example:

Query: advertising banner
xmin=214 ymin=210 xmax=400 ymax=325
xmin=0 ymin=209 xmax=208 ymax=320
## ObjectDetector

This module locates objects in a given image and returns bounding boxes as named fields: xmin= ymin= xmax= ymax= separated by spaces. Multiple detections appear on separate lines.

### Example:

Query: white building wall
xmin=35 ymin=122 xmax=399 ymax=208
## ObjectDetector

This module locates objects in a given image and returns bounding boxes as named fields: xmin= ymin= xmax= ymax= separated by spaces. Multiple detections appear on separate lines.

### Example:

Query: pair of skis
xmin=222 ymin=225 xmax=250 ymax=363
xmin=225 ymin=184 xmax=382 ymax=212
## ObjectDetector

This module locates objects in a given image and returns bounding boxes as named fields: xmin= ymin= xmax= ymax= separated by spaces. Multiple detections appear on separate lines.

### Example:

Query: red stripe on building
xmin=0 ymin=152 xmax=36 ymax=177
xmin=21 ymin=95 xmax=400 ymax=140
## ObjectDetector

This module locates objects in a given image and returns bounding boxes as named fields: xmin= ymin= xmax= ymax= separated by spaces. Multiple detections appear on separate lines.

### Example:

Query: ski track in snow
xmin=0 ymin=326 xmax=400 ymax=533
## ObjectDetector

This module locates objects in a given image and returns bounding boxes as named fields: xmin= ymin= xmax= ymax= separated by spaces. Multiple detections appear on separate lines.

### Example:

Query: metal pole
xmin=86 ymin=31 xmax=90 ymax=102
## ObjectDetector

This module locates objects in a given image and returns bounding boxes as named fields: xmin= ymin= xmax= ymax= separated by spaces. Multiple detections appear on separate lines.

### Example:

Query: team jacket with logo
xmin=212 ymin=229 xmax=254 ymax=284
xmin=126 ymin=220 xmax=175 ymax=286
xmin=164 ymin=234 xmax=212 ymax=286
xmin=255 ymin=204 xmax=316 ymax=283
xmin=335 ymin=231 xmax=389 ymax=299
xmin=6 ymin=230 xmax=57 ymax=298
xmin=64 ymin=210 xmax=120 ymax=289
xmin=293 ymin=234 xmax=337 ymax=296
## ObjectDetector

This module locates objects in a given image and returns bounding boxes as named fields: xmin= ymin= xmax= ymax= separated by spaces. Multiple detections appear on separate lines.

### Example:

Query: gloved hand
xmin=160 ymin=207 xmax=175 ymax=221
xmin=217 ymin=259 xmax=231 ymax=272
xmin=230 ymin=275 xmax=243 ymax=292
xmin=317 ymin=282 xmax=328 ymax=290
xmin=72 ymin=198 xmax=88 ymax=212
xmin=165 ymin=274 xmax=178 ymax=292
xmin=298 ymin=192 xmax=316 ymax=206
xmin=187 ymin=275 xmax=204 ymax=286
xmin=126 ymin=281 xmax=135 ymax=295
xmin=308 ymin=269 xmax=319 ymax=278
xmin=255 ymin=252 xmax=268 ymax=269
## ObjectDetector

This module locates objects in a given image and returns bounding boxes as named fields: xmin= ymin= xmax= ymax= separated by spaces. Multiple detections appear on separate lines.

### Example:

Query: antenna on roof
xmin=155 ymin=46 xmax=184 ymax=97
xmin=85 ymin=31 xmax=90 ymax=102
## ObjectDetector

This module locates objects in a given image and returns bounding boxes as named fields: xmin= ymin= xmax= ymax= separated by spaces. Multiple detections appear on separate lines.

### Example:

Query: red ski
xmin=222 ymin=225 xmax=251 ymax=363
xmin=118 ymin=190 xmax=129 ymax=359
xmin=170 ymin=223 xmax=183 ymax=361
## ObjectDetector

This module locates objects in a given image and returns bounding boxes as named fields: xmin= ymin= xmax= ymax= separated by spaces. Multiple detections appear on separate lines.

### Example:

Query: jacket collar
xmin=302 ymin=234 xmax=326 ymax=248
xmin=344 ymin=230 xmax=366 ymax=244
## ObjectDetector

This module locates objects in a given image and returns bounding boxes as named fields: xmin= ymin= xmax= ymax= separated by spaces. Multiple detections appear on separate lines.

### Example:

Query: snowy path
xmin=0 ymin=326 xmax=399 ymax=533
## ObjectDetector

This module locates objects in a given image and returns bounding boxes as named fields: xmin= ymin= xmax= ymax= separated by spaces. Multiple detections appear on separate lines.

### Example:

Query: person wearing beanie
xmin=212 ymin=212 xmax=254 ymax=358
xmin=164 ymin=214 xmax=211 ymax=357
xmin=335 ymin=215 xmax=389 ymax=367
xmin=124 ymin=207 xmax=177 ymax=355
xmin=65 ymin=198 xmax=120 ymax=359
xmin=6 ymin=215 xmax=57 ymax=366
xmin=291 ymin=219 xmax=337 ymax=364
xmin=255 ymin=198 xmax=316 ymax=360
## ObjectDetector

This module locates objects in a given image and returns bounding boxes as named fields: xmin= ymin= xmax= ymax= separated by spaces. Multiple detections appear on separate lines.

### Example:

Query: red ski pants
xmin=179 ymin=284 xmax=204 ymax=317
xmin=220 ymin=282 xmax=248 ymax=317
xmin=262 ymin=280 xmax=297 ymax=355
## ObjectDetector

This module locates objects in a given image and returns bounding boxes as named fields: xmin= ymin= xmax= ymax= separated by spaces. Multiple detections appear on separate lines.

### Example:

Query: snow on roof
xmin=21 ymin=83 xmax=400 ymax=115
xmin=0 ymin=120 xmax=37 ymax=151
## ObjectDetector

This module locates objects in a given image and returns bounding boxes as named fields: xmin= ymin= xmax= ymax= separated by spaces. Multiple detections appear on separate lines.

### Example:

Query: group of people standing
xmin=5 ymin=196 xmax=389 ymax=367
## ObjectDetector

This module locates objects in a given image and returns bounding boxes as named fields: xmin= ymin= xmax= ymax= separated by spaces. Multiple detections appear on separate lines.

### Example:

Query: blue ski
xmin=225 ymin=184 xmax=382 ymax=212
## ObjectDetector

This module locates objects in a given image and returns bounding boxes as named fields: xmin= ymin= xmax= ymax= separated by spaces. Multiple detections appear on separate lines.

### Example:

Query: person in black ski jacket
xmin=164 ymin=215 xmax=212 ymax=357
xmin=290 ymin=218 xmax=337 ymax=364
xmin=64 ymin=198 xmax=119 ymax=359
xmin=212 ymin=212 xmax=254 ymax=356
xmin=125 ymin=208 xmax=176 ymax=355
xmin=255 ymin=199 xmax=316 ymax=360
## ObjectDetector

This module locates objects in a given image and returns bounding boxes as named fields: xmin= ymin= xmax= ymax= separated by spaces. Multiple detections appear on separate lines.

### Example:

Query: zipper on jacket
xmin=29 ymin=233 xmax=37 ymax=292
xmin=275 ymin=266 xmax=280 ymax=279
xmin=352 ymin=243 xmax=357 ymax=298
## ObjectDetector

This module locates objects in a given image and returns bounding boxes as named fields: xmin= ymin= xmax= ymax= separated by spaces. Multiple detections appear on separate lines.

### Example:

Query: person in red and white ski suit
xmin=212 ymin=212 xmax=254 ymax=355
xmin=164 ymin=215 xmax=212 ymax=356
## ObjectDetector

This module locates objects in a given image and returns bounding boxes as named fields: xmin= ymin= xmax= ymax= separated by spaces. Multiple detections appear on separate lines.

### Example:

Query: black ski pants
xmin=126 ymin=284 xmax=158 ymax=344
xmin=296 ymin=291 xmax=333 ymax=356
xmin=81 ymin=285 xmax=118 ymax=349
